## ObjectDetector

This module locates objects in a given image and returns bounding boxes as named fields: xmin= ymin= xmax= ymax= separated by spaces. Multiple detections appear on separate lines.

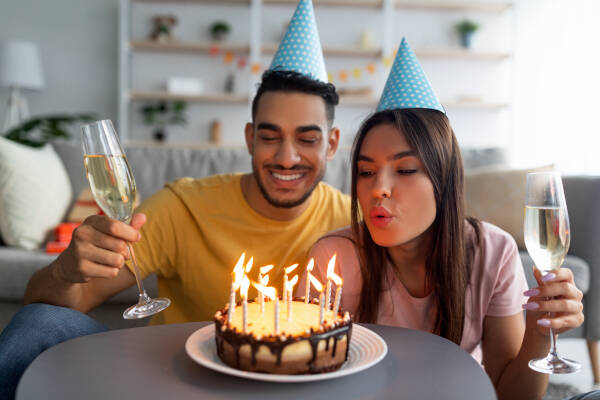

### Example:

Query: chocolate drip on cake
xmin=214 ymin=298 xmax=352 ymax=374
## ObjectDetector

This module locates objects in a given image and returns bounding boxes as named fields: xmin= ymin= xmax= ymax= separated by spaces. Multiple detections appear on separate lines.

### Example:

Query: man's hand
xmin=53 ymin=213 xmax=147 ymax=284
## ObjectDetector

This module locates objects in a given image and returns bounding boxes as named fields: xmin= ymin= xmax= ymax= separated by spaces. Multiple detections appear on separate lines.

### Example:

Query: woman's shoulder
xmin=468 ymin=220 xmax=519 ymax=252
xmin=311 ymin=226 xmax=359 ymax=259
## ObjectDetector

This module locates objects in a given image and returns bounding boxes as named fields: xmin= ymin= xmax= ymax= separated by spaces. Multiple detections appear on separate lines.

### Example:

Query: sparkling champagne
xmin=84 ymin=154 xmax=136 ymax=222
xmin=524 ymin=205 xmax=570 ymax=273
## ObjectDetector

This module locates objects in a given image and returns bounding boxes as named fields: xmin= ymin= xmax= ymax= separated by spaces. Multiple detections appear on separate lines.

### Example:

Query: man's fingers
xmin=130 ymin=213 xmax=146 ymax=232
xmin=78 ymin=260 xmax=121 ymax=280
xmin=86 ymin=215 xmax=140 ymax=242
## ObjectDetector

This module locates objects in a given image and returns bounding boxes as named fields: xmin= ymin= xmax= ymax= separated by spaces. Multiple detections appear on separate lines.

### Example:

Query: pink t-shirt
xmin=295 ymin=222 xmax=528 ymax=363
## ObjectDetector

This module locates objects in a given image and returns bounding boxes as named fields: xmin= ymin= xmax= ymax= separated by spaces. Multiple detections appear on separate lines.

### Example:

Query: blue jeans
xmin=0 ymin=304 xmax=108 ymax=400
xmin=568 ymin=392 xmax=600 ymax=400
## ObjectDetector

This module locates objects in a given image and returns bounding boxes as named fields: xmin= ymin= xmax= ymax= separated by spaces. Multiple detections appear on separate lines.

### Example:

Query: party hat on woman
xmin=377 ymin=38 xmax=444 ymax=113
xmin=269 ymin=0 xmax=328 ymax=83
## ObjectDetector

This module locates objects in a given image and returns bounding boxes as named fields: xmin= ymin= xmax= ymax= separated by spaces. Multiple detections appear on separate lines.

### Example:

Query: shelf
xmin=415 ymin=48 xmax=510 ymax=61
xmin=129 ymin=91 xmax=250 ymax=104
xmin=132 ymin=0 xmax=250 ymax=4
xmin=130 ymin=41 xmax=506 ymax=61
xmin=264 ymin=0 xmax=382 ymax=8
xmin=443 ymin=101 xmax=509 ymax=109
xmin=396 ymin=1 xmax=511 ymax=13
xmin=130 ymin=40 xmax=250 ymax=54
xmin=262 ymin=43 xmax=382 ymax=58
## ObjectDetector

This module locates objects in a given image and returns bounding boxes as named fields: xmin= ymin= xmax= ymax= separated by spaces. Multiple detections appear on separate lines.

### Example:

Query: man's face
xmin=245 ymin=91 xmax=338 ymax=208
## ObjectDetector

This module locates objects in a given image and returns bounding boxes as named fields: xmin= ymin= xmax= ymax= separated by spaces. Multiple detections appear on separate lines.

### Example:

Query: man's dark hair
xmin=251 ymin=69 xmax=339 ymax=126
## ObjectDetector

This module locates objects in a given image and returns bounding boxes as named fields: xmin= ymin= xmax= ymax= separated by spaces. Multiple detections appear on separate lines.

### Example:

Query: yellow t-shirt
xmin=127 ymin=173 xmax=350 ymax=325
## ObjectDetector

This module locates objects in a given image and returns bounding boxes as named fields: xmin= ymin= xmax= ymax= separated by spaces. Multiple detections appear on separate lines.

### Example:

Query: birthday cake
xmin=214 ymin=298 xmax=352 ymax=374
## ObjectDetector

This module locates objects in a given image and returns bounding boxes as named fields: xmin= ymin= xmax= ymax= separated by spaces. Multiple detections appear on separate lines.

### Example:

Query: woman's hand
xmin=522 ymin=267 xmax=584 ymax=335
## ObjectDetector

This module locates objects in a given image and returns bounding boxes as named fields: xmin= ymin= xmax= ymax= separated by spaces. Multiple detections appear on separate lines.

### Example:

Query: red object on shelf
xmin=45 ymin=222 xmax=81 ymax=254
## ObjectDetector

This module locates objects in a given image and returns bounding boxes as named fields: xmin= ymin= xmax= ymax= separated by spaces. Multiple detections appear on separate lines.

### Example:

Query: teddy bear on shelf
xmin=150 ymin=14 xmax=178 ymax=43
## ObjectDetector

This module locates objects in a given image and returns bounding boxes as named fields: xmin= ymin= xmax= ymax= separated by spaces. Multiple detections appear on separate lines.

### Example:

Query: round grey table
xmin=17 ymin=322 xmax=496 ymax=400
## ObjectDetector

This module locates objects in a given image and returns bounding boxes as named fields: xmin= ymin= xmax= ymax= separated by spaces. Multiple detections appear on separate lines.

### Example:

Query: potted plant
xmin=455 ymin=19 xmax=479 ymax=49
xmin=3 ymin=113 xmax=97 ymax=147
xmin=140 ymin=100 xmax=187 ymax=142
xmin=210 ymin=21 xmax=231 ymax=41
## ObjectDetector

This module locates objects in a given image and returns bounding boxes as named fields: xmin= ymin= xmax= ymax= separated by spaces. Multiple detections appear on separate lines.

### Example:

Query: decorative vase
xmin=460 ymin=31 xmax=474 ymax=49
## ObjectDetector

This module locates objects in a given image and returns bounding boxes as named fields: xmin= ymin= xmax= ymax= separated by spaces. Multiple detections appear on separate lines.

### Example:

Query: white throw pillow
xmin=0 ymin=137 xmax=73 ymax=249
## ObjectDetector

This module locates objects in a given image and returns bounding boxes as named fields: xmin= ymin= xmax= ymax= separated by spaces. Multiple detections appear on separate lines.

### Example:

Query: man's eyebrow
xmin=358 ymin=151 xmax=416 ymax=162
xmin=256 ymin=122 xmax=281 ymax=132
xmin=296 ymin=125 xmax=322 ymax=134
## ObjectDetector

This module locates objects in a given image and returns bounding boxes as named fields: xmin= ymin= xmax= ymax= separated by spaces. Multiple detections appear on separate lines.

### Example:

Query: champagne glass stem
xmin=126 ymin=242 xmax=149 ymax=304
xmin=549 ymin=327 xmax=558 ymax=357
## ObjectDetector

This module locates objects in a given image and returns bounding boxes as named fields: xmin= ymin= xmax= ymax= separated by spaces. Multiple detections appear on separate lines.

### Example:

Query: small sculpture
xmin=150 ymin=15 xmax=178 ymax=43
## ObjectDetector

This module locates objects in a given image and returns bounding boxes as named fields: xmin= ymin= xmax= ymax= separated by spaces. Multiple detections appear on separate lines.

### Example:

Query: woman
xmin=297 ymin=39 xmax=584 ymax=400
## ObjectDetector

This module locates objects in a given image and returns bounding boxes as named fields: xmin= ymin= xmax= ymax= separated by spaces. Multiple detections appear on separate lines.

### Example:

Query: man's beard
xmin=252 ymin=162 xmax=326 ymax=209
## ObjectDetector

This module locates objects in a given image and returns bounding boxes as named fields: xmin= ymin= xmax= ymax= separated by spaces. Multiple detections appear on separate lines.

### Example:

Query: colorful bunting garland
xmin=206 ymin=43 xmax=394 ymax=85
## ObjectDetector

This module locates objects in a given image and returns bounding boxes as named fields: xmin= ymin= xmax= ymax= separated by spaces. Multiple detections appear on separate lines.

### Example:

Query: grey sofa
xmin=0 ymin=141 xmax=596 ymax=379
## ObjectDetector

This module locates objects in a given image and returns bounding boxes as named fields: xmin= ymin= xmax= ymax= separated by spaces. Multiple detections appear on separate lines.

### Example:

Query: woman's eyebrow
xmin=358 ymin=150 xmax=415 ymax=163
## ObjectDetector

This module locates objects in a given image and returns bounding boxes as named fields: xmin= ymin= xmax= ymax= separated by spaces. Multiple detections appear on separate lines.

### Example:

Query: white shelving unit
xmin=119 ymin=0 xmax=513 ymax=147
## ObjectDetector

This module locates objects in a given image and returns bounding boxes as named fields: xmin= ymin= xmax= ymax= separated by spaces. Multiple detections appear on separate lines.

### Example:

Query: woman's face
xmin=356 ymin=123 xmax=437 ymax=248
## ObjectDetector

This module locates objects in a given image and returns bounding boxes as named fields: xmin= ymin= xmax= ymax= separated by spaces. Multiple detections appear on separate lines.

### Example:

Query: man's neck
xmin=240 ymin=174 xmax=312 ymax=221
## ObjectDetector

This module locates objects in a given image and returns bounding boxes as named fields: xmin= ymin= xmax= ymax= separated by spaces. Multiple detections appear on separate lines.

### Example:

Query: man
xmin=0 ymin=1 xmax=350 ymax=397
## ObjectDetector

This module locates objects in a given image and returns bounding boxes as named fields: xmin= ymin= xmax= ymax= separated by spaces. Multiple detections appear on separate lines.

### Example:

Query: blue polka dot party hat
xmin=269 ymin=0 xmax=328 ymax=83
xmin=376 ymin=38 xmax=444 ymax=113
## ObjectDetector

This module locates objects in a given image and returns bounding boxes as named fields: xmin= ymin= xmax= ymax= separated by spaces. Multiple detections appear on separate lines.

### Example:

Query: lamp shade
xmin=0 ymin=40 xmax=44 ymax=90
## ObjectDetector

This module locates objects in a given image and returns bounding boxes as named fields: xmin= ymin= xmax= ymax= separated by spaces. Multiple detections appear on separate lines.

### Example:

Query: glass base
xmin=123 ymin=297 xmax=171 ymax=319
xmin=529 ymin=353 xmax=582 ymax=374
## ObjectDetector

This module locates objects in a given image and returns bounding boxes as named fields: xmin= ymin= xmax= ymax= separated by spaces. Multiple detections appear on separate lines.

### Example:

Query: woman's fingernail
xmin=537 ymin=319 xmax=551 ymax=327
xmin=524 ymin=288 xmax=540 ymax=296
xmin=542 ymin=272 xmax=556 ymax=282
xmin=522 ymin=302 xmax=539 ymax=310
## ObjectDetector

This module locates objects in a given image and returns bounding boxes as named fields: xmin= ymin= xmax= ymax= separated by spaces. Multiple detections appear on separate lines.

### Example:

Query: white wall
xmin=0 ymin=0 xmax=120 ymax=130
xmin=1 ymin=0 xmax=514 ymax=148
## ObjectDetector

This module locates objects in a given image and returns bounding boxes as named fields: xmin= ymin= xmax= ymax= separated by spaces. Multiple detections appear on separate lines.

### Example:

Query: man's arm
xmin=24 ymin=214 xmax=145 ymax=313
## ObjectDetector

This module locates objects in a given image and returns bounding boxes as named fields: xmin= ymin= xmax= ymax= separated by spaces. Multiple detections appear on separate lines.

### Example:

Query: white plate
xmin=184 ymin=323 xmax=388 ymax=383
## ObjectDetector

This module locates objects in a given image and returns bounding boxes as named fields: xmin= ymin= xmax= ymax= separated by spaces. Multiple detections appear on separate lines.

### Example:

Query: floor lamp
xmin=0 ymin=40 xmax=44 ymax=133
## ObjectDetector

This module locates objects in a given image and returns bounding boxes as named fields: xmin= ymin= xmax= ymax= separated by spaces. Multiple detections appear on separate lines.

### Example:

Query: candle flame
xmin=331 ymin=271 xmax=342 ymax=286
xmin=306 ymin=258 xmax=314 ymax=272
xmin=261 ymin=274 xmax=269 ymax=285
xmin=259 ymin=264 xmax=274 ymax=274
xmin=309 ymin=274 xmax=323 ymax=292
xmin=240 ymin=275 xmax=250 ymax=299
xmin=232 ymin=253 xmax=245 ymax=290
xmin=285 ymin=263 xmax=299 ymax=274
xmin=245 ymin=257 xmax=254 ymax=273
xmin=285 ymin=275 xmax=299 ymax=292
xmin=326 ymin=254 xmax=337 ymax=279
xmin=253 ymin=281 xmax=276 ymax=300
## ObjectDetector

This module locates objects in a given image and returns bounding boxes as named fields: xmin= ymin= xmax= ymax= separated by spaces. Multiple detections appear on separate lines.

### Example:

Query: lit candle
xmin=283 ymin=263 xmax=298 ymax=305
xmin=319 ymin=290 xmax=325 ymax=327
xmin=325 ymin=255 xmax=337 ymax=311
xmin=252 ymin=280 xmax=277 ymax=333
xmin=275 ymin=290 xmax=280 ymax=334
xmin=304 ymin=258 xmax=315 ymax=304
xmin=286 ymin=275 xmax=298 ymax=321
xmin=227 ymin=253 xmax=246 ymax=325
xmin=309 ymin=274 xmax=323 ymax=299
xmin=241 ymin=275 xmax=250 ymax=334
xmin=333 ymin=278 xmax=343 ymax=316
xmin=258 ymin=264 xmax=273 ymax=313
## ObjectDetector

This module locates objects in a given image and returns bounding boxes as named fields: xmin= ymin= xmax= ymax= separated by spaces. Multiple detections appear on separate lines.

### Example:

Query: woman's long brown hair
xmin=350 ymin=109 xmax=480 ymax=345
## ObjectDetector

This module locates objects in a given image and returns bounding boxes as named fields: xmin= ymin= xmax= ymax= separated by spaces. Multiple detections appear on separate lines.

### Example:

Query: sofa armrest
xmin=564 ymin=175 xmax=600 ymax=340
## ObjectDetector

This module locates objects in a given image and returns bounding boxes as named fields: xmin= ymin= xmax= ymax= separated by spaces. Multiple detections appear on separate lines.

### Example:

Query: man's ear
xmin=244 ymin=122 xmax=254 ymax=154
xmin=326 ymin=127 xmax=340 ymax=160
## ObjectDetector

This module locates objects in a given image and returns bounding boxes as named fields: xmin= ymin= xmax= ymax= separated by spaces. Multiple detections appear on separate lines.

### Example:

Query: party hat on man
xmin=269 ymin=0 xmax=328 ymax=83
xmin=376 ymin=38 xmax=444 ymax=113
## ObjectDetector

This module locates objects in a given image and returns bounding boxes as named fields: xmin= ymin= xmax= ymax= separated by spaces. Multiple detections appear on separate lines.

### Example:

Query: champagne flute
xmin=81 ymin=120 xmax=170 ymax=319
xmin=523 ymin=171 xmax=581 ymax=374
